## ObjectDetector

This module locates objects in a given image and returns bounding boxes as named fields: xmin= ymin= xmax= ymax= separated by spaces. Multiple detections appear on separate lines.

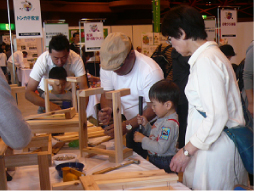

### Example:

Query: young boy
xmin=38 ymin=67 xmax=72 ymax=113
xmin=134 ymin=79 xmax=179 ymax=173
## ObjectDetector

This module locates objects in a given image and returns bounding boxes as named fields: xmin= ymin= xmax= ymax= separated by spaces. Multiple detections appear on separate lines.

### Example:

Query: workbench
xmin=6 ymin=139 xmax=190 ymax=190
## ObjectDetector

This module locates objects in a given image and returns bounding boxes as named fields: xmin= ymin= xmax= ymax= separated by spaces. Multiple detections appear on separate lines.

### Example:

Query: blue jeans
xmin=149 ymin=154 xmax=173 ymax=173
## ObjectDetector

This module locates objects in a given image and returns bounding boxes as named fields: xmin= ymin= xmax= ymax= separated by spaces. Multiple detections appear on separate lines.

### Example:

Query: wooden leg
xmin=6 ymin=147 xmax=15 ymax=171
xmin=0 ymin=157 xmax=7 ymax=190
xmin=38 ymin=154 xmax=51 ymax=190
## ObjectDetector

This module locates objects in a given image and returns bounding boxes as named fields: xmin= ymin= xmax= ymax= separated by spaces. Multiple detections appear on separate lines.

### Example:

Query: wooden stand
xmin=78 ymin=87 xmax=133 ymax=163
xmin=52 ymin=169 xmax=178 ymax=190
xmin=0 ymin=135 xmax=52 ymax=190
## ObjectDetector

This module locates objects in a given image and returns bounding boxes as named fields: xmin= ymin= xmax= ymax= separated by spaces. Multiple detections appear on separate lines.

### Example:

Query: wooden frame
xmin=78 ymin=87 xmax=133 ymax=163
xmin=52 ymin=169 xmax=178 ymax=190
xmin=0 ymin=135 xmax=52 ymax=190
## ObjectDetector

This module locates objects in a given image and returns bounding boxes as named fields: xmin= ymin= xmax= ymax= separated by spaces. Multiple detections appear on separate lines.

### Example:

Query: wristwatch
xmin=126 ymin=124 xmax=132 ymax=131
xmin=183 ymin=146 xmax=191 ymax=157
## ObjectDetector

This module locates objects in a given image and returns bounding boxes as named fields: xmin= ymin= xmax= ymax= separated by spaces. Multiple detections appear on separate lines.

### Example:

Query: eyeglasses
xmin=166 ymin=36 xmax=172 ymax=45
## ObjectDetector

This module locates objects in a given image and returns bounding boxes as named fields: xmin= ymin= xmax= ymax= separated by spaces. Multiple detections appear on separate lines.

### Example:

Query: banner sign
xmin=204 ymin=19 xmax=216 ymax=41
xmin=44 ymin=23 xmax=69 ymax=48
xmin=84 ymin=22 xmax=104 ymax=52
xmin=152 ymin=0 xmax=160 ymax=32
xmin=13 ymin=0 xmax=43 ymax=39
xmin=220 ymin=9 xmax=237 ymax=38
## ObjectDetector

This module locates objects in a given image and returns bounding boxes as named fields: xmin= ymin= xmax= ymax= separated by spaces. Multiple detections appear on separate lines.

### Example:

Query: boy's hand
xmin=134 ymin=131 xmax=145 ymax=142
xmin=50 ymin=102 xmax=61 ymax=111
xmin=137 ymin=114 xmax=148 ymax=126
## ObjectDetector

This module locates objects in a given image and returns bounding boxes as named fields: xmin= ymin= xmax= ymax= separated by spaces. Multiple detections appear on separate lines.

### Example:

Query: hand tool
xmin=92 ymin=158 xmax=140 ymax=175
xmin=139 ymin=96 xmax=143 ymax=133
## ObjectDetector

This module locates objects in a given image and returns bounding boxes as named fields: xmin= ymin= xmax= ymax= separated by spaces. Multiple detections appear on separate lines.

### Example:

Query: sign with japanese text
xmin=84 ymin=22 xmax=104 ymax=52
xmin=44 ymin=23 xmax=69 ymax=48
xmin=13 ymin=0 xmax=43 ymax=39
xmin=220 ymin=9 xmax=237 ymax=38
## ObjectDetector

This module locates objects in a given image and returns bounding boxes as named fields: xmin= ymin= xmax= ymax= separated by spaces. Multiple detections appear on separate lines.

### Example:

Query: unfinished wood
xmin=38 ymin=154 xmax=51 ymax=190
xmin=71 ymin=82 xmax=77 ymax=112
xmin=52 ymin=142 xmax=66 ymax=155
xmin=82 ymin=147 xmax=115 ymax=157
xmin=105 ymin=88 xmax=130 ymax=100
xmin=78 ymin=94 xmax=88 ymax=157
xmin=88 ymin=136 xmax=112 ymax=147
xmin=112 ymin=91 xmax=124 ymax=163
xmin=0 ymin=139 xmax=8 ymax=156
xmin=86 ymin=144 xmax=106 ymax=158
xmin=78 ymin=87 xmax=103 ymax=97
xmin=66 ymin=76 xmax=82 ymax=83
xmin=25 ymin=107 xmax=76 ymax=120
xmin=80 ymin=176 xmax=100 ymax=190
xmin=25 ymin=136 xmax=49 ymax=148
xmin=44 ymin=79 xmax=50 ymax=113
xmin=52 ymin=180 xmax=83 ymax=190
xmin=97 ymin=174 xmax=177 ymax=190
xmin=77 ymin=170 xmax=178 ymax=190
xmin=64 ymin=107 xmax=76 ymax=119
xmin=0 ymin=157 xmax=7 ymax=190
xmin=130 ymin=185 xmax=175 ymax=190
xmin=27 ymin=114 xmax=79 ymax=134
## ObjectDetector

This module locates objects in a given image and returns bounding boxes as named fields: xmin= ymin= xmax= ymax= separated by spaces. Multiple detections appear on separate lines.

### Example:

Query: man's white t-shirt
xmin=29 ymin=50 xmax=86 ymax=91
xmin=100 ymin=50 xmax=164 ymax=120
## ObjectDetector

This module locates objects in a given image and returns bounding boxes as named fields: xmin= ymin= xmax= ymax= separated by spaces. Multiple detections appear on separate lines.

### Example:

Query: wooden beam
xmin=82 ymin=147 xmax=115 ymax=157
xmin=78 ymin=87 xmax=104 ymax=97
xmin=38 ymin=154 xmax=51 ymax=190
xmin=52 ymin=180 xmax=83 ymax=190
xmin=80 ymin=176 xmax=100 ymax=190
xmin=105 ymin=88 xmax=130 ymax=99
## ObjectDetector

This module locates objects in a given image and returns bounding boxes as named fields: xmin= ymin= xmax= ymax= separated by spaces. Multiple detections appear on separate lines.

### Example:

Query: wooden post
xmin=112 ymin=91 xmax=124 ymax=163
xmin=38 ymin=154 xmax=51 ymax=190
xmin=44 ymin=79 xmax=51 ymax=113
xmin=67 ymin=76 xmax=83 ymax=113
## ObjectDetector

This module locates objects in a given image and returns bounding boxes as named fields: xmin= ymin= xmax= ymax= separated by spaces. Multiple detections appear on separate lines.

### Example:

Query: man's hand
xmin=133 ymin=131 xmax=145 ymax=142
xmin=49 ymin=102 xmax=61 ymax=111
xmin=104 ymin=124 xmax=114 ymax=137
xmin=137 ymin=114 xmax=148 ymax=126
xmin=98 ymin=107 xmax=112 ymax=125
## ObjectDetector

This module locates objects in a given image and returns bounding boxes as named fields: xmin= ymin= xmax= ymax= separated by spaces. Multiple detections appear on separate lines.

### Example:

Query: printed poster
xmin=84 ymin=22 xmax=104 ymax=52
xmin=44 ymin=23 xmax=69 ymax=48
xmin=13 ymin=0 xmax=43 ymax=39
xmin=220 ymin=9 xmax=237 ymax=38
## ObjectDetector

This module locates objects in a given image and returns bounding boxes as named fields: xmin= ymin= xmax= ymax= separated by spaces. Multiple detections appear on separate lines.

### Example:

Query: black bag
xmin=151 ymin=44 xmax=172 ymax=78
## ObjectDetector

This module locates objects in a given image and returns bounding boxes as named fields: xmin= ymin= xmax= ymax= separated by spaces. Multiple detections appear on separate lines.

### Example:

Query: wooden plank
xmin=52 ymin=142 xmax=66 ymax=155
xmin=92 ymin=169 xmax=169 ymax=181
xmin=25 ymin=107 xmax=76 ymax=120
xmin=132 ymin=185 xmax=175 ymax=190
xmin=25 ymin=136 xmax=49 ymax=148
xmin=105 ymin=88 xmax=130 ymax=99
xmin=38 ymin=154 xmax=51 ymax=190
xmin=0 ymin=157 xmax=7 ymax=190
xmin=97 ymin=174 xmax=177 ymax=190
xmin=80 ymin=176 xmax=100 ymax=190
xmin=0 ymin=139 xmax=8 ymax=156
xmin=44 ymin=79 xmax=50 ymax=113
xmin=112 ymin=91 xmax=124 ymax=163
xmin=4 ymin=153 xmax=39 ymax=167
xmin=11 ymin=86 xmax=25 ymax=93
xmin=66 ymin=76 xmax=82 ymax=83
xmin=27 ymin=115 xmax=80 ymax=134
xmin=64 ymin=107 xmax=76 ymax=119
xmin=78 ymin=95 xmax=88 ymax=157
xmin=71 ymin=82 xmax=77 ymax=112
xmin=52 ymin=180 xmax=83 ymax=190
xmin=78 ymin=87 xmax=104 ymax=97
xmin=82 ymin=147 xmax=115 ymax=157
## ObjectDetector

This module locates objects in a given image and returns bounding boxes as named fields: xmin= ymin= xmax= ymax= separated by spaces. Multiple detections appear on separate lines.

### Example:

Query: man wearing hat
xmin=98 ymin=32 xmax=164 ymax=158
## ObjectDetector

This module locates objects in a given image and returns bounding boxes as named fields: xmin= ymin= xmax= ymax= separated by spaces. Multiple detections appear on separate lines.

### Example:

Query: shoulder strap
xmin=167 ymin=119 xmax=179 ymax=126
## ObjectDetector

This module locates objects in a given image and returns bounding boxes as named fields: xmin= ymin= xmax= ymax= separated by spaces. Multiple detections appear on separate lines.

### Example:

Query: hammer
xmin=92 ymin=158 xmax=140 ymax=175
